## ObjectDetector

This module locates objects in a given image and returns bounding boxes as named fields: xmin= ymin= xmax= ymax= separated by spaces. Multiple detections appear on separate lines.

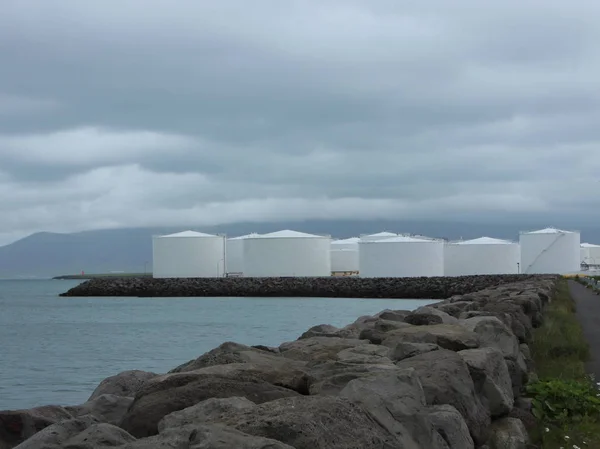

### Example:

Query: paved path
xmin=568 ymin=280 xmax=600 ymax=377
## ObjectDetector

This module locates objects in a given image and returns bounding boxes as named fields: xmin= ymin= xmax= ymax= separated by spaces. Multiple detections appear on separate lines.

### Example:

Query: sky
xmin=1 ymin=0 xmax=600 ymax=246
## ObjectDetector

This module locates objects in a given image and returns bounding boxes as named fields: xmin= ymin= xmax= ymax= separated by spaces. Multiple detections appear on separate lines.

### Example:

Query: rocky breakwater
xmin=3 ymin=275 xmax=559 ymax=449
xmin=60 ymin=274 xmax=542 ymax=298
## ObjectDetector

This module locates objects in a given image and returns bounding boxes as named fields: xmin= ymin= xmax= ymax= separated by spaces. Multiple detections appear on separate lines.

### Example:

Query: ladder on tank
xmin=523 ymin=232 xmax=565 ymax=274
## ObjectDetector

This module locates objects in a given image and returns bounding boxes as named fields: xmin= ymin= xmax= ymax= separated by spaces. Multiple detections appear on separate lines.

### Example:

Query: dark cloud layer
xmin=1 ymin=0 xmax=600 ymax=244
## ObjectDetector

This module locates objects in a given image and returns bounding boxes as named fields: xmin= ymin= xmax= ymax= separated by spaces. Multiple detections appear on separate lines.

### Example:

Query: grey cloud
xmin=1 ymin=0 xmax=600 ymax=240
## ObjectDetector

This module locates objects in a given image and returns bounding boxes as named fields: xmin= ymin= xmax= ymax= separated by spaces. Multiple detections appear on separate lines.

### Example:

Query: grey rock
xmin=298 ymin=324 xmax=341 ymax=339
xmin=278 ymin=337 xmax=368 ymax=362
xmin=307 ymin=361 xmax=398 ymax=395
xmin=396 ymin=349 xmax=491 ymax=446
xmin=158 ymin=397 xmax=256 ymax=432
xmin=339 ymin=369 xmax=449 ymax=449
xmin=89 ymin=370 xmax=158 ymax=401
xmin=459 ymin=316 xmax=520 ymax=360
xmin=336 ymin=344 xmax=393 ymax=364
xmin=62 ymin=423 xmax=136 ymax=448
xmin=375 ymin=309 xmax=412 ymax=322
xmin=124 ymin=424 xmax=294 ymax=449
xmin=427 ymin=405 xmax=474 ymax=449
xmin=406 ymin=307 xmax=459 ymax=325
xmin=390 ymin=342 xmax=440 ymax=362
xmin=0 ymin=405 xmax=74 ymax=449
xmin=486 ymin=417 xmax=528 ymax=449
xmin=119 ymin=371 xmax=299 ymax=438
xmin=13 ymin=416 xmax=99 ymax=449
xmin=197 ymin=395 xmax=400 ymax=449
xmin=458 ymin=348 xmax=514 ymax=417
xmin=382 ymin=324 xmax=480 ymax=352
xmin=66 ymin=394 xmax=133 ymax=425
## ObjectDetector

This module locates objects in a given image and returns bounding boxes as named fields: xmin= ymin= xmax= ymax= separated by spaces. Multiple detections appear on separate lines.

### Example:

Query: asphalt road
xmin=568 ymin=280 xmax=600 ymax=378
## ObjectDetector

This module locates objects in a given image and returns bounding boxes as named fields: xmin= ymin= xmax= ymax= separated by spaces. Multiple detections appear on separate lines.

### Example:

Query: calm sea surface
xmin=0 ymin=279 xmax=437 ymax=410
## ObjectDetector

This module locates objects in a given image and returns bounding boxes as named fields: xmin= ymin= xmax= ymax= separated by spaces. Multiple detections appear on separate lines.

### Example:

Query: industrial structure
xmin=359 ymin=232 xmax=398 ymax=241
xmin=243 ymin=230 xmax=331 ymax=277
xmin=330 ymin=237 xmax=359 ymax=274
xmin=152 ymin=230 xmax=226 ymax=278
xmin=359 ymin=236 xmax=444 ymax=277
xmin=444 ymin=237 xmax=520 ymax=276
xmin=519 ymin=227 xmax=580 ymax=274
xmin=581 ymin=243 xmax=600 ymax=267
xmin=225 ymin=233 xmax=260 ymax=276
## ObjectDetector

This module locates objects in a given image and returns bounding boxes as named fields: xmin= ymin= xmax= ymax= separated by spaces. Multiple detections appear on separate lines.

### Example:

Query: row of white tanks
xmin=152 ymin=227 xmax=585 ymax=278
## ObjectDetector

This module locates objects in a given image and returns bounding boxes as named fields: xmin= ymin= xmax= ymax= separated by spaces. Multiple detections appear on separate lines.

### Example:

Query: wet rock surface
xmin=60 ymin=274 xmax=544 ymax=298
xmin=4 ymin=274 xmax=558 ymax=448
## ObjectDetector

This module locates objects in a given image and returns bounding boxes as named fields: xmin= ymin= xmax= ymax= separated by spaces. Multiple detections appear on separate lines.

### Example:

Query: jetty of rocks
xmin=3 ymin=275 xmax=558 ymax=448
xmin=60 ymin=274 xmax=542 ymax=298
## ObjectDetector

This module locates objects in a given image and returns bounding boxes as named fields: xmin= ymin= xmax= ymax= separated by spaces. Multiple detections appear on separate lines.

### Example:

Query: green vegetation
xmin=528 ymin=279 xmax=600 ymax=447
xmin=53 ymin=273 xmax=152 ymax=280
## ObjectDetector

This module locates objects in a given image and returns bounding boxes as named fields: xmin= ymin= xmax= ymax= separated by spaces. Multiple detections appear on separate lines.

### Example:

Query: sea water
xmin=0 ymin=279 xmax=437 ymax=410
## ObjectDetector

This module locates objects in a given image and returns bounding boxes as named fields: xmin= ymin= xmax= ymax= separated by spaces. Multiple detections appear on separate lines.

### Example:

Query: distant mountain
xmin=0 ymin=219 xmax=597 ymax=278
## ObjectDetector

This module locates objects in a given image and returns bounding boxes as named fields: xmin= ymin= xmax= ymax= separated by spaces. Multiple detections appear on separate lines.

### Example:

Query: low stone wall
xmin=3 ymin=275 xmax=559 ymax=449
xmin=60 ymin=274 xmax=543 ymax=298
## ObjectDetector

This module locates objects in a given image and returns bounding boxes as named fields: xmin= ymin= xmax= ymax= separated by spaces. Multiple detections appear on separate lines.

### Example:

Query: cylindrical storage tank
xmin=331 ymin=237 xmax=360 ymax=250
xmin=331 ymin=249 xmax=359 ymax=273
xmin=519 ymin=228 xmax=580 ymax=274
xmin=444 ymin=237 xmax=520 ymax=276
xmin=581 ymin=243 xmax=600 ymax=266
xmin=243 ymin=230 xmax=331 ymax=277
xmin=360 ymin=231 xmax=398 ymax=242
xmin=152 ymin=230 xmax=226 ymax=278
xmin=226 ymin=233 xmax=260 ymax=276
xmin=359 ymin=236 xmax=444 ymax=277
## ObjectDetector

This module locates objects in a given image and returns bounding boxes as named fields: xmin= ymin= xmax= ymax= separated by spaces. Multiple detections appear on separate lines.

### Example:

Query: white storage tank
xmin=226 ymin=233 xmax=260 ymax=275
xmin=331 ymin=237 xmax=360 ymax=250
xmin=359 ymin=236 xmax=444 ymax=277
xmin=152 ymin=230 xmax=226 ymax=278
xmin=519 ymin=227 xmax=580 ymax=274
xmin=243 ymin=230 xmax=331 ymax=277
xmin=360 ymin=231 xmax=398 ymax=242
xmin=331 ymin=249 xmax=359 ymax=273
xmin=581 ymin=243 xmax=600 ymax=266
xmin=444 ymin=237 xmax=520 ymax=276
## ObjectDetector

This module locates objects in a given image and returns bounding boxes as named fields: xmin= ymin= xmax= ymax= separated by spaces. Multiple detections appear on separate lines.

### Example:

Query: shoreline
xmin=59 ymin=274 xmax=542 ymax=298
xmin=3 ymin=275 xmax=561 ymax=448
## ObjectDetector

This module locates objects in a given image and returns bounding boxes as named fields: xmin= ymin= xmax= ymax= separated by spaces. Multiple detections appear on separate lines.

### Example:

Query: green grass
xmin=529 ymin=279 xmax=600 ymax=447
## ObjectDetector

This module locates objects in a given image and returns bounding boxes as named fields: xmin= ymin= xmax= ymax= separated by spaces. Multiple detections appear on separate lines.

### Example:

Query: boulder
xmin=374 ymin=309 xmax=412 ymax=322
xmin=389 ymin=342 xmax=440 ymax=362
xmin=10 ymin=416 xmax=98 ymax=449
xmin=485 ymin=417 xmax=528 ymax=449
xmin=123 ymin=424 xmax=295 ymax=449
xmin=458 ymin=348 xmax=514 ymax=417
xmin=505 ymin=352 xmax=529 ymax=398
xmin=396 ymin=349 xmax=491 ymax=446
xmin=278 ymin=337 xmax=368 ymax=362
xmin=60 ymin=423 xmax=136 ymax=448
xmin=119 ymin=372 xmax=299 ymax=438
xmin=89 ymin=370 xmax=158 ymax=401
xmin=196 ymin=395 xmax=399 ymax=449
xmin=335 ymin=344 xmax=393 ymax=364
xmin=458 ymin=317 xmax=520 ymax=360
xmin=433 ymin=301 xmax=474 ymax=318
xmin=298 ymin=324 xmax=342 ymax=339
xmin=158 ymin=397 xmax=256 ymax=432
xmin=0 ymin=405 xmax=73 ymax=449
xmin=405 ymin=307 xmax=459 ymax=326
xmin=382 ymin=325 xmax=479 ymax=352
xmin=66 ymin=394 xmax=133 ymax=425
xmin=307 ymin=361 xmax=398 ymax=395
xmin=339 ymin=370 xmax=449 ymax=448
xmin=427 ymin=405 xmax=474 ymax=449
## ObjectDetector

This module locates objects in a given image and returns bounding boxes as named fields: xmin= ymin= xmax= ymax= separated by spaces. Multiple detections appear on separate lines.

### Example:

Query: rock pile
xmin=3 ymin=275 xmax=559 ymax=448
xmin=60 ymin=274 xmax=542 ymax=298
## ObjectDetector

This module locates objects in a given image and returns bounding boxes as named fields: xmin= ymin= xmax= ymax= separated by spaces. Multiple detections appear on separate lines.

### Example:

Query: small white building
xmin=519 ymin=227 xmax=580 ymax=274
xmin=226 ymin=233 xmax=260 ymax=275
xmin=359 ymin=235 xmax=444 ymax=277
xmin=243 ymin=230 xmax=331 ymax=277
xmin=444 ymin=237 xmax=520 ymax=276
xmin=152 ymin=230 xmax=226 ymax=278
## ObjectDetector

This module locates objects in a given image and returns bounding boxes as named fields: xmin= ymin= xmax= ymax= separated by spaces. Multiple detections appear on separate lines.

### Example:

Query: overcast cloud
xmin=1 ymin=0 xmax=600 ymax=245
